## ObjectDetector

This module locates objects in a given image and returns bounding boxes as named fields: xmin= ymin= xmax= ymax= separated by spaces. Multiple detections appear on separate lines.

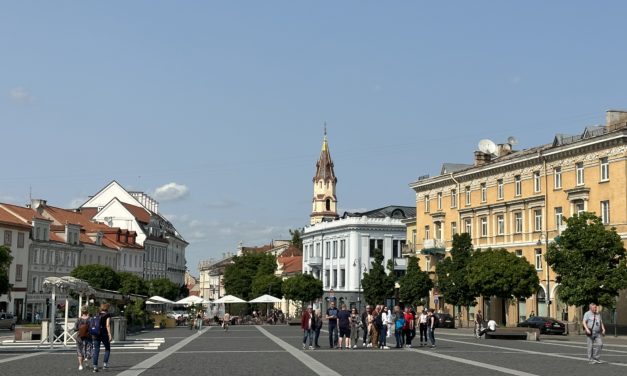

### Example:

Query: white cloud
xmin=9 ymin=87 xmax=33 ymax=104
xmin=153 ymin=182 xmax=189 ymax=201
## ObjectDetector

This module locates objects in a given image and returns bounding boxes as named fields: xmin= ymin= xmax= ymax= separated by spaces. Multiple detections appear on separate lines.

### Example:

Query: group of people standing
xmin=74 ymin=303 xmax=113 ymax=372
xmin=301 ymin=301 xmax=438 ymax=350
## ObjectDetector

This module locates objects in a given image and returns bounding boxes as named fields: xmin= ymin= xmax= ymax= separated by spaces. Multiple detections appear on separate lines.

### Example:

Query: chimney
xmin=31 ymin=199 xmax=47 ymax=215
xmin=116 ymin=229 xmax=121 ymax=242
xmin=606 ymin=110 xmax=627 ymax=132
xmin=474 ymin=151 xmax=491 ymax=166
xmin=497 ymin=143 xmax=512 ymax=157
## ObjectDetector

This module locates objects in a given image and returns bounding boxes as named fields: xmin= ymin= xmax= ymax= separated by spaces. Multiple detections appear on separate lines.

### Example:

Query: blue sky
xmin=2 ymin=1 xmax=627 ymax=275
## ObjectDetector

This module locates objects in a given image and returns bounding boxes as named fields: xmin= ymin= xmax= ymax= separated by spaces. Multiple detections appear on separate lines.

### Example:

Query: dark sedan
xmin=517 ymin=316 xmax=566 ymax=334
xmin=434 ymin=313 xmax=455 ymax=328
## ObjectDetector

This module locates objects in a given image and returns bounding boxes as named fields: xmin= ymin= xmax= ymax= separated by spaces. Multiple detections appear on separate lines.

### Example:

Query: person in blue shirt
xmin=326 ymin=301 xmax=339 ymax=348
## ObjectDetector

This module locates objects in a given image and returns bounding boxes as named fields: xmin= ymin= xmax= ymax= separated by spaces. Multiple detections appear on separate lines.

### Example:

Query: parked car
xmin=434 ymin=313 xmax=455 ymax=328
xmin=516 ymin=316 xmax=566 ymax=334
xmin=0 ymin=313 xmax=16 ymax=331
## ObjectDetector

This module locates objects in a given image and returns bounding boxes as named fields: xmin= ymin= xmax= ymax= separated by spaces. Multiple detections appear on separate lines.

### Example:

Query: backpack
xmin=78 ymin=319 xmax=90 ymax=338
xmin=395 ymin=317 xmax=405 ymax=330
xmin=89 ymin=315 xmax=101 ymax=336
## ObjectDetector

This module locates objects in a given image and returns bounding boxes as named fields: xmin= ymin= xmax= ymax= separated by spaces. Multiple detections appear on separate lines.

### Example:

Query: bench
xmin=485 ymin=327 xmax=540 ymax=341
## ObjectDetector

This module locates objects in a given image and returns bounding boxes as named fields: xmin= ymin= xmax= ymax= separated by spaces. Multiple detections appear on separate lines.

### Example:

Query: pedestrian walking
xmin=196 ymin=311 xmax=203 ymax=332
xmin=370 ymin=306 xmax=381 ymax=349
xmin=393 ymin=306 xmax=405 ymax=348
xmin=379 ymin=306 xmax=389 ymax=349
xmin=74 ymin=306 xmax=92 ymax=371
xmin=301 ymin=306 xmax=315 ymax=350
xmin=314 ymin=311 xmax=323 ymax=348
xmin=583 ymin=303 xmax=605 ymax=364
xmin=475 ymin=309 xmax=483 ymax=338
xmin=223 ymin=312 xmax=231 ymax=331
xmin=427 ymin=308 xmax=437 ymax=348
xmin=418 ymin=309 xmax=428 ymax=346
xmin=337 ymin=303 xmax=352 ymax=349
xmin=361 ymin=305 xmax=371 ymax=347
xmin=350 ymin=308 xmax=360 ymax=349
xmin=326 ymin=301 xmax=339 ymax=348
xmin=92 ymin=303 xmax=112 ymax=372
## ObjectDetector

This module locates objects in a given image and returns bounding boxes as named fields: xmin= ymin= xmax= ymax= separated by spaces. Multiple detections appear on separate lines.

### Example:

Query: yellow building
xmin=407 ymin=110 xmax=627 ymax=328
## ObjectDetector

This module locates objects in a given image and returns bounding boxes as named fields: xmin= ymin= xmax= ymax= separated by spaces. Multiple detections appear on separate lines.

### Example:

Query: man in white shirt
xmin=478 ymin=319 xmax=498 ymax=338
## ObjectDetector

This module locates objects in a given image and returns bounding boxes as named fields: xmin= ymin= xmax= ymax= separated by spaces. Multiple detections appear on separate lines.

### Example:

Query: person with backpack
xmin=73 ymin=306 xmax=92 ymax=371
xmin=92 ymin=303 xmax=112 ymax=372
xmin=393 ymin=305 xmax=405 ymax=348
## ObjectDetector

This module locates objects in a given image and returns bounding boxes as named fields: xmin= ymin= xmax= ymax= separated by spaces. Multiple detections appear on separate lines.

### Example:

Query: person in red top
xmin=403 ymin=307 xmax=415 ymax=348
xmin=301 ymin=306 xmax=316 ymax=350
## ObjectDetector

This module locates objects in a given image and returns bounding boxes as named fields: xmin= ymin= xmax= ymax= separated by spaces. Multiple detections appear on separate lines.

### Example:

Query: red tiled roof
xmin=121 ymin=203 xmax=151 ymax=224
xmin=281 ymin=245 xmax=303 ymax=257
xmin=0 ymin=203 xmax=48 ymax=223
xmin=0 ymin=206 xmax=31 ymax=229
xmin=278 ymin=255 xmax=303 ymax=275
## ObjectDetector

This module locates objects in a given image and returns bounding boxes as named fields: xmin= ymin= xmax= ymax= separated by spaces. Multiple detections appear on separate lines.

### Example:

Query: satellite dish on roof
xmin=478 ymin=139 xmax=498 ymax=155
xmin=507 ymin=136 xmax=518 ymax=145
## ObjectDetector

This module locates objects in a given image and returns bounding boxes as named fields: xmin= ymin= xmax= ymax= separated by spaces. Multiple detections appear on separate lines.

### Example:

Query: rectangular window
xmin=424 ymin=195 xmax=430 ymax=213
xmin=393 ymin=240 xmax=398 ymax=258
xmin=535 ymin=249 xmax=543 ymax=270
xmin=464 ymin=218 xmax=472 ymax=235
xmin=515 ymin=175 xmax=521 ymax=196
xmin=515 ymin=212 xmax=523 ymax=233
xmin=3 ymin=230 xmax=11 ymax=246
xmin=480 ymin=183 xmax=487 ymax=202
xmin=497 ymin=179 xmax=504 ymax=199
xmin=451 ymin=222 xmax=457 ymax=237
xmin=369 ymin=239 xmax=383 ymax=257
xmin=315 ymin=243 xmax=320 ymax=257
xmin=555 ymin=207 xmax=563 ymax=229
xmin=576 ymin=162 xmax=584 ymax=185
xmin=435 ymin=222 xmax=442 ymax=240
xmin=534 ymin=209 xmax=543 ymax=231
xmin=325 ymin=242 xmax=330 ymax=259
xmin=601 ymin=200 xmax=610 ymax=224
xmin=339 ymin=269 xmax=345 ymax=287
xmin=332 ymin=241 xmax=337 ymax=258
xmin=600 ymin=157 xmax=609 ymax=181
xmin=497 ymin=215 xmax=504 ymax=235
xmin=515 ymin=249 xmax=523 ymax=258
xmin=465 ymin=186 xmax=471 ymax=205
xmin=576 ymin=201 xmax=585 ymax=214
xmin=332 ymin=269 xmax=337 ymax=287
xmin=340 ymin=240 xmax=346 ymax=258
xmin=481 ymin=217 xmax=488 ymax=237
xmin=437 ymin=192 xmax=442 ymax=210
xmin=393 ymin=240 xmax=404 ymax=258
xmin=412 ymin=230 xmax=416 ymax=246
xmin=36 ymin=227 xmax=40 ymax=240
xmin=533 ymin=171 xmax=541 ymax=193
xmin=554 ymin=167 xmax=562 ymax=189
xmin=324 ymin=270 xmax=330 ymax=287
xmin=424 ymin=226 xmax=430 ymax=240
xmin=17 ymin=233 xmax=24 ymax=248
xmin=451 ymin=189 xmax=457 ymax=208
xmin=15 ymin=264 xmax=23 ymax=281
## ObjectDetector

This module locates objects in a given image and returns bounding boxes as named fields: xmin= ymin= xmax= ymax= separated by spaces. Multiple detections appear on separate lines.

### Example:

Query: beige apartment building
xmin=407 ymin=110 xmax=627 ymax=328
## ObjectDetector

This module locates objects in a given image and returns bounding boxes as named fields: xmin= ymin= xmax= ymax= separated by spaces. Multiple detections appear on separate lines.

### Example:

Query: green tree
xmin=251 ymin=274 xmax=283 ymax=298
xmin=361 ymin=249 xmax=395 ymax=306
xmin=436 ymin=233 xmax=478 ymax=320
xmin=70 ymin=264 xmax=121 ymax=290
xmin=223 ymin=252 xmax=277 ymax=301
xmin=289 ymin=228 xmax=303 ymax=250
xmin=468 ymin=248 xmax=539 ymax=324
xmin=0 ymin=245 xmax=13 ymax=295
xmin=149 ymin=278 xmax=180 ymax=301
xmin=118 ymin=272 xmax=149 ymax=296
xmin=282 ymin=273 xmax=323 ymax=308
xmin=399 ymin=256 xmax=433 ymax=307
xmin=546 ymin=212 xmax=627 ymax=308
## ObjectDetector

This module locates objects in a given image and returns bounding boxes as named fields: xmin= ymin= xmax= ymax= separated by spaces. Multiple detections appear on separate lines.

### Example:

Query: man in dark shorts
xmin=337 ymin=303 xmax=352 ymax=349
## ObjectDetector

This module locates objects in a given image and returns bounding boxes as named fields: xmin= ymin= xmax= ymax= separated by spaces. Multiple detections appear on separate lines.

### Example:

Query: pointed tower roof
xmin=313 ymin=127 xmax=337 ymax=183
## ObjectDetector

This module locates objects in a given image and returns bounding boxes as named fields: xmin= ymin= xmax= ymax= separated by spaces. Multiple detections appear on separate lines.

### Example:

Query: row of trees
xmin=360 ymin=212 xmax=627 ymax=319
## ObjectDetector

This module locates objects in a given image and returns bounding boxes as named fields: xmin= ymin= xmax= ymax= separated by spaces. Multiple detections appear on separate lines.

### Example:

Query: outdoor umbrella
xmin=175 ymin=295 xmax=211 ymax=306
xmin=249 ymin=294 xmax=282 ymax=317
xmin=213 ymin=295 xmax=246 ymax=314
xmin=146 ymin=296 xmax=176 ymax=304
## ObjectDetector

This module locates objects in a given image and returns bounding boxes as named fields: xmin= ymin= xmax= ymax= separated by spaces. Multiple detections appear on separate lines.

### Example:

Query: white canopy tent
xmin=213 ymin=295 xmax=246 ymax=314
xmin=248 ymin=294 xmax=282 ymax=303
xmin=175 ymin=295 xmax=211 ymax=306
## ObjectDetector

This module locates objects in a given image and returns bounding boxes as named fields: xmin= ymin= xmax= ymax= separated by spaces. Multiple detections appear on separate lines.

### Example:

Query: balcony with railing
xmin=306 ymin=256 xmax=323 ymax=266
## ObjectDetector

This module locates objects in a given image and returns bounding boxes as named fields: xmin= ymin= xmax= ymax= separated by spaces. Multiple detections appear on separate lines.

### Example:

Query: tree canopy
xmin=436 ymin=233 xmax=477 ymax=308
xmin=289 ymin=228 xmax=303 ymax=250
xmin=251 ymin=273 xmax=283 ymax=298
xmin=118 ymin=271 xmax=149 ymax=296
xmin=467 ymin=248 xmax=539 ymax=300
xmin=546 ymin=212 xmax=627 ymax=308
xmin=282 ymin=273 xmax=323 ymax=307
xmin=70 ymin=264 xmax=121 ymax=291
xmin=399 ymin=256 xmax=433 ymax=307
xmin=223 ymin=252 xmax=277 ymax=301
xmin=0 ymin=245 xmax=13 ymax=295
xmin=361 ymin=249 xmax=395 ymax=306
xmin=148 ymin=278 xmax=180 ymax=301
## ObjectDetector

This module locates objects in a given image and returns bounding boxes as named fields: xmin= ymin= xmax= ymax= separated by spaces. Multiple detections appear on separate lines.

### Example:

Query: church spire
xmin=311 ymin=126 xmax=338 ymax=225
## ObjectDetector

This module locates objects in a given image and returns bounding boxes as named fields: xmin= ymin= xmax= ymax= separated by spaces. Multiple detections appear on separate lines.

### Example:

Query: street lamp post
xmin=353 ymin=257 xmax=366 ymax=312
